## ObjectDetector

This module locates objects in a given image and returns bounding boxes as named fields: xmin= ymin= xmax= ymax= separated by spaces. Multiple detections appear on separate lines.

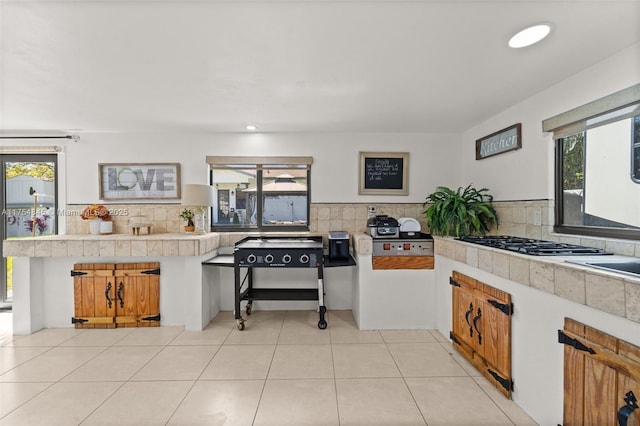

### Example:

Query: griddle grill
xmin=233 ymin=236 xmax=327 ymax=330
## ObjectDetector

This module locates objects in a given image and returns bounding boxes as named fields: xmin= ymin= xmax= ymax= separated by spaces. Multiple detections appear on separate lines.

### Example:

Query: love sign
xmin=99 ymin=163 xmax=181 ymax=200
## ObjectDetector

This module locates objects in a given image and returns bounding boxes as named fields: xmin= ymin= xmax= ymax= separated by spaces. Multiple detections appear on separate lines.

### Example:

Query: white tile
xmin=380 ymin=329 xmax=436 ymax=343
xmin=472 ymin=376 xmax=538 ymax=425
xmin=224 ymin=320 xmax=283 ymax=345
xmin=406 ymin=377 xmax=513 ymax=425
xmin=58 ymin=327 xmax=135 ymax=347
xmin=336 ymin=378 xmax=426 ymax=425
xmin=7 ymin=328 xmax=84 ymax=347
xmin=332 ymin=344 xmax=400 ymax=378
xmin=200 ymin=344 xmax=275 ymax=380
xmin=0 ymin=346 xmax=50 ymax=374
xmin=254 ymin=379 xmax=339 ymax=426
xmin=113 ymin=326 xmax=183 ymax=346
xmin=0 ymin=346 xmax=105 ymax=382
xmin=168 ymin=380 xmax=264 ymax=426
xmin=131 ymin=345 xmax=219 ymax=381
xmin=62 ymin=346 xmax=163 ymax=382
xmin=268 ymin=344 xmax=333 ymax=379
xmin=0 ymin=381 xmax=121 ymax=425
xmin=170 ymin=322 xmax=234 ymax=346
xmin=82 ymin=381 xmax=193 ymax=426
xmin=278 ymin=319 xmax=331 ymax=345
xmin=0 ymin=382 xmax=52 ymax=418
xmin=388 ymin=342 xmax=468 ymax=377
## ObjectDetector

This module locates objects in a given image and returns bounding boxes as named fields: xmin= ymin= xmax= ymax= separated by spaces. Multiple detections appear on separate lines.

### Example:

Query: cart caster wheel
xmin=236 ymin=320 xmax=245 ymax=331
xmin=318 ymin=320 xmax=327 ymax=330
xmin=245 ymin=305 xmax=252 ymax=315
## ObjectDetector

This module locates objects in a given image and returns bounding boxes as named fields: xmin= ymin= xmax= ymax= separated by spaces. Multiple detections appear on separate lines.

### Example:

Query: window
xmin=633 ymin=115 xmax=640 ymax=182
xmin=544 ymin=83 xmax=640 ymax=240
xmin=1 ymin=154 xmax=58 ymax=305
xmin=207 ymin=156 xmax=312 ymax=231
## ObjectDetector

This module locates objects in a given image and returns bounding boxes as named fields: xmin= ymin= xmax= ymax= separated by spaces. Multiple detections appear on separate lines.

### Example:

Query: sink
xmin=571 ymin=260 xmax=640 ymax=278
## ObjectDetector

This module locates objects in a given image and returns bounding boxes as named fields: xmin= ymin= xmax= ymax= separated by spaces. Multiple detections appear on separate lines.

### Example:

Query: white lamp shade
xmin=182 ymin=184 xmax=214 ymax=206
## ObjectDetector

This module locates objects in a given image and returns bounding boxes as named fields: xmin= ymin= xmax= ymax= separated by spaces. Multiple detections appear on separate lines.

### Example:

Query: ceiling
xmin=1 ymin=0 xmax=639 ymax=135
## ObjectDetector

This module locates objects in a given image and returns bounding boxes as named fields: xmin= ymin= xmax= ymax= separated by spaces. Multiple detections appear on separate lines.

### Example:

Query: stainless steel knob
xmin=282 ymin=254 xmax=292 ymax=263
xmin=299 ymin=254 xmax=309 ymax=264
xmin=265 ymin=254 xmax=274 ymax=263
xmin=246 ymin=254 xmax=256 ymax=264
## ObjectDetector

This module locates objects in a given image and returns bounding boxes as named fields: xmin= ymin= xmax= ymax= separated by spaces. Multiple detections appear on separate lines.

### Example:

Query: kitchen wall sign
xmin=99 ymin=163 xmax=181 ymax=200
xmin=359 ymin=151 xmax=409 ymax=195
xmin=475 ymin=123 xmax=522 ymax=160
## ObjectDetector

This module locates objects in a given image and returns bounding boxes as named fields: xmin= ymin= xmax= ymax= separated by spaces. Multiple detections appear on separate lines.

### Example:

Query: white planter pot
xmin=89 ymin=219 xmax=101 ymax=235
xmin=100 ymin=221 xmax=113 ymax=234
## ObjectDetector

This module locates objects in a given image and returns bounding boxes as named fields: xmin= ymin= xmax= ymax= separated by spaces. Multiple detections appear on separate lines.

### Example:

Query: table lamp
xmin=181 ymin=184 xmax=214 ymax=234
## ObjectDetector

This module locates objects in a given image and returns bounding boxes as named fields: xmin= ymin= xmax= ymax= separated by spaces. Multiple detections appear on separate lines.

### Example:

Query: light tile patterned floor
xmin=0 ymin=310 xmax=538 ymax=425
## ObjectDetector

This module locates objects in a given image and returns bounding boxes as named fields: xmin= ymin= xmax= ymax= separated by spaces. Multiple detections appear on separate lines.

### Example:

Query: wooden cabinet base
xmin=560 ymin=318 xmax=640 ymax=425
xmin=372 ymin=256 xmax=434 ymax=270
xmin=450 ymin=271 xmax=513 ymax=398
xmin=72 ymin=262 xmax=161 ymax=328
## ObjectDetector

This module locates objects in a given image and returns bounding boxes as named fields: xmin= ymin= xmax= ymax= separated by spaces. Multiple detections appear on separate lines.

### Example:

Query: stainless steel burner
xmin=457 ymin=235 xmax=611 ymax=256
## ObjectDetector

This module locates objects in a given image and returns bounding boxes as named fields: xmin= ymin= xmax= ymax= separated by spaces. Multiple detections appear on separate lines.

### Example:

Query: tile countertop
xmin=2 ymin=232 xmax=222 ymax=258
xmin=2 ymin=231 xmax=326 ymax=258
xmin=435 ymin=236 xmax=640 ymax=325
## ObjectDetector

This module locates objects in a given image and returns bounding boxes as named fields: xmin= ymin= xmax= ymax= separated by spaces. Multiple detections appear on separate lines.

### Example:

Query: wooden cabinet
xmin=72 ymin=262 xmax=160 ymax=328
xmin=450 ymin=271 xmax=513 ymax=397
xmin=560 ymin=318 xmax=640 ymax=426
xmin=372 ymin=256 xmax=434 ymax=270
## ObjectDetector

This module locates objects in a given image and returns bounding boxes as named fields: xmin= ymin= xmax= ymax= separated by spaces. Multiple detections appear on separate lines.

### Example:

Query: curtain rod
xmin=0 ymin=135 xmax=79 ymax=140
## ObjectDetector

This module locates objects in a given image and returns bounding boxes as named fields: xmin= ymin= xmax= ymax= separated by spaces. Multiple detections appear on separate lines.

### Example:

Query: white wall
xmin=59 ymin=132 xmax=461 ymax=205
xmin=460 ymin=42 xmax=640 ymax=202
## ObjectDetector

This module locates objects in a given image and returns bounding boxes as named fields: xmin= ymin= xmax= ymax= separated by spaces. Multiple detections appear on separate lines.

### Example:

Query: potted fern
xmin=423 ymin=185 xmax=498 ymax=237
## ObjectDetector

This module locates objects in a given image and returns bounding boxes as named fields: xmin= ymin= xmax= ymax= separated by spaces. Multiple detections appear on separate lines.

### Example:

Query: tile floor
xmin=0 ymin=310 xmax=538 ymax=425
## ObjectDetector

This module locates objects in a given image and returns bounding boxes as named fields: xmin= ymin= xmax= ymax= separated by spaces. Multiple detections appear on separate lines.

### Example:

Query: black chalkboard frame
xmin=358 ymin=151 xmax=409 ymax=195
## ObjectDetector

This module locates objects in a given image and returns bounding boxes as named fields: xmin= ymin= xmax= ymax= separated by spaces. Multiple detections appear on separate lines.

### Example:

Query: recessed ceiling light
xmin=246 ymin=124 xmax=257 ymax=131
xmin=509 ymin=24 xmax=551 ymax=48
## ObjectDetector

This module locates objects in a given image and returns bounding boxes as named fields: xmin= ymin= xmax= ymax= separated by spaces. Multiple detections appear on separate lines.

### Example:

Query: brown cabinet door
xmin=73 ymin=262 xmax=160 ymax=328
xmin=562 ymin=318 xmax=640 ymax=426
xmin=451 ymin=271 xmax=512 ymax=398
xmin=72 ymin=263 xmax=116 ymax=328
xmin=114 ymin=262 xmax=160 ymax=327
xmin=478 ymin=287 xmax=512 ymax=381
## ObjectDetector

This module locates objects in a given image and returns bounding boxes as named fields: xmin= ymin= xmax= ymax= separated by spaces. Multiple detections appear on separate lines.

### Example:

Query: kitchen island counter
xmin=4 ymin=232 xmax=223 ymax=335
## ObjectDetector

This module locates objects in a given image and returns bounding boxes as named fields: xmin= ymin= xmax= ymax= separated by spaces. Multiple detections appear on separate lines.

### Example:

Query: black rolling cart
xmin=232 ymin=236 xmax=327 ymax=330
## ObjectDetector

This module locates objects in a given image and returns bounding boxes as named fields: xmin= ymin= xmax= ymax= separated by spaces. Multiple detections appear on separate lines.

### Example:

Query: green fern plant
xmin=423 ymin=185 xmax=499 ymax=237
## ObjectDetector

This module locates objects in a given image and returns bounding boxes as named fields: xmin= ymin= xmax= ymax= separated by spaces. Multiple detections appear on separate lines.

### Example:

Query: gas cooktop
xmin=457 ymin=235 xmax=611 ymax=256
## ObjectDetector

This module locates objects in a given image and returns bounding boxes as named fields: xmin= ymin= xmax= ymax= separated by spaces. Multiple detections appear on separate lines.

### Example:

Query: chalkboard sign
xmin=359 ymin=152 xmax=409 ymax=195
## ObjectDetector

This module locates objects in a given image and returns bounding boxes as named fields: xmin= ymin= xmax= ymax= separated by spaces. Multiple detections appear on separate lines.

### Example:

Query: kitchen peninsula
xmin=4 ymin=232 xmax=221 ymax=334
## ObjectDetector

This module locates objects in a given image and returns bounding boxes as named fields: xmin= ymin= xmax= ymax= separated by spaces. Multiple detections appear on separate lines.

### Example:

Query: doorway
xmin=0 ymin=154 xmax=58 ymax=307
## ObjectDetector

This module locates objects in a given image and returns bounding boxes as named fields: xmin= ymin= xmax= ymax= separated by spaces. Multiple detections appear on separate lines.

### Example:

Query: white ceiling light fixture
xmin=246 ymin=124 xmax=257 ymax=131
xmin=509 ymin=24 xmax=551 ymax=48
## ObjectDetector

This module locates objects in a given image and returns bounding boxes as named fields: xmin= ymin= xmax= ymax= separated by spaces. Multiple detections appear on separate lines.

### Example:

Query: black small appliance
xmin=328 ymin=231 xmax=350 ymax=259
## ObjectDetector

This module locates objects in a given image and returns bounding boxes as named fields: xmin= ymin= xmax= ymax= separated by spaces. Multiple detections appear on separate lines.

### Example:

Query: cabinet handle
xmin=473 ymin=308 xmax=482 ymax=344
xmin=465 ymin=303 xmax=474 ymax=337
xmin=618 ymin=391 xmax=638 ymax=426
xmin=105 ymin=282 xmax=112 ymax=309
xmin=117 ymin=282 xmax=124 ymax=309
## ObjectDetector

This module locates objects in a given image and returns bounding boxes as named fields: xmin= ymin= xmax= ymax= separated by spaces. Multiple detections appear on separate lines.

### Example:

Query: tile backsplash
xmin=64 ymin=199 xmax=640 ymax=257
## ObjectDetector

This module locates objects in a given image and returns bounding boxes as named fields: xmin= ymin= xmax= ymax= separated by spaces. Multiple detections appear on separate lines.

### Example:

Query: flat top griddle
xmin=234 ymin=237 xmax=323 ymax=250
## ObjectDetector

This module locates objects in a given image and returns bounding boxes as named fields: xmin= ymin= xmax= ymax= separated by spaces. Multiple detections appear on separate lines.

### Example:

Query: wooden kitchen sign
xmin=359 ymin=151 xmax=409 ymax=195
xmin=476 ymin=123 xmax=522 ymax=160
